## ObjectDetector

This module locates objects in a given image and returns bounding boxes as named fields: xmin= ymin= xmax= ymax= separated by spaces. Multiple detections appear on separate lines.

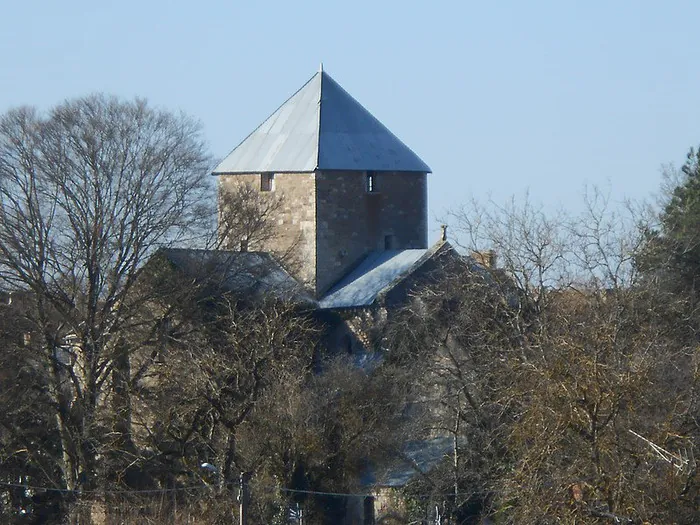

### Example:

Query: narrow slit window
xmin=261 ymin=172 xmax=275 ymax=192
xmin=342 ymin=334 xmax=353 ymax=355
xmin=384 ymin=234 xmax=396 ymax=250
xmin=366 ymin=171 xmax=376 ymax=193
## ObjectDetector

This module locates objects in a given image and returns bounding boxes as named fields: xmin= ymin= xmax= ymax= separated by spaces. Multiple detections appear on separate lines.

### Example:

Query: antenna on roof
xmin=319 ymin=62 xmax=324 ymax=73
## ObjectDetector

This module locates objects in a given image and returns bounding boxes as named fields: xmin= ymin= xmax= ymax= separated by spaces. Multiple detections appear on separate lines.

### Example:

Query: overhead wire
xmin=0 ymin=480 xmax=489 ymax=499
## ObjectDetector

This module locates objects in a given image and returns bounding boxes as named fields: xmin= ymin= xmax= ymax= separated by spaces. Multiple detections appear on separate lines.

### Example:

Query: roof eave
xmin=213 ymin=166 xmax=431 ymax=176
xmin=211 ymin=169 xmax=318 ymax=176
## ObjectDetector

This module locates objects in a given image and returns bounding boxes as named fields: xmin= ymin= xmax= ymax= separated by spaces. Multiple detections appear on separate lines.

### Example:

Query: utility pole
xmin=238 ymin=471 xmax=252 ymax=525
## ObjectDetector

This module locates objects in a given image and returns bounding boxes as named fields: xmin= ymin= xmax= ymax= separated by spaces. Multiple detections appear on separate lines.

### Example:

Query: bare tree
xmin=385 ymin=191 xmax=700 ymax=523
xmin=218 ymin=181 xmax=303 ymax=278
xmin=124 ymin=283 xmax=319 ymax=523
xmin=218 ymin=181 xmax=284 ymax=250
xmin=0 ymin=95 xmax=211 ymax=518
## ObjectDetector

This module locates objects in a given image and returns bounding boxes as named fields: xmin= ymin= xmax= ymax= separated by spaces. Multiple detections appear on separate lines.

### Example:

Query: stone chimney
xmin=471 ymin=250 xmax=497 ymax=268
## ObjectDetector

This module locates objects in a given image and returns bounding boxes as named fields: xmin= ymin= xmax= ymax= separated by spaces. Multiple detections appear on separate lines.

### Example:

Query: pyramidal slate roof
xmin=213 ymin=69 xmax=431 ymax=174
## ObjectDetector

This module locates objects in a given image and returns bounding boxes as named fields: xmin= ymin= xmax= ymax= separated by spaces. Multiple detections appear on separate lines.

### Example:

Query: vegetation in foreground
xmin=0 ymin=96 xmax=699 ymax=523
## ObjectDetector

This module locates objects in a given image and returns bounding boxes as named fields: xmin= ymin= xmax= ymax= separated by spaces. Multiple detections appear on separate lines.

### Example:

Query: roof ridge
xmin=314 ymin=70 xmax=324 ymax=170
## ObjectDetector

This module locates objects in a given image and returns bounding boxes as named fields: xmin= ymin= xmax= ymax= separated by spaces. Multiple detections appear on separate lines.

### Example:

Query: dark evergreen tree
xmin=640 ymin=146 xmax=700 ymax=294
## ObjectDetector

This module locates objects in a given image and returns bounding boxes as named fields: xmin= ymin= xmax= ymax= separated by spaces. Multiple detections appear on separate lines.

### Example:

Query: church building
xmin=213 ymin=67 xmax=436 ymax=300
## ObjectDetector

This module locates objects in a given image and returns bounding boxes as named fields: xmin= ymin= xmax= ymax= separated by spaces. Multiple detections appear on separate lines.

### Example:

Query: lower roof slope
xmin=158 ymin=248 xmax=313 ymax=303
xmin=155 ymin=241 xmax=453 ymax=310
xmin=318 ymin=241 xmax=452 ymax=309
xmin=374 ymin=436 xmax=455 ymax=488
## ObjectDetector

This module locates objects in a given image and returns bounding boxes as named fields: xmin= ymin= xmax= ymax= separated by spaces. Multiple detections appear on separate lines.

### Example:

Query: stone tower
xmin=213 ymin=69 xmax=431 ymax=297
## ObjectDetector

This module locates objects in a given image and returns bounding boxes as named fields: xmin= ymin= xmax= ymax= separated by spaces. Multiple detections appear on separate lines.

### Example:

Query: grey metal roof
xmin=362 ymin=436 xmax=455 ymax=488
xmin=159 ymin=248 xmax=313 ymax=303
xmin=318 ymin=249 xmax=430 ymax=309
xmin=213 ymin=70 xmax=431 ymax=174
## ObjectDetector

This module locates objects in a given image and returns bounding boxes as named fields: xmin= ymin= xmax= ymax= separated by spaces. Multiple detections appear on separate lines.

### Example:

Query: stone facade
xmin=217 ymin=170 xmax=427 ymax=297
xmin=218 ymin=172 xmax=317 ymax=286
xmin=315 ymin=170 xmax=427 ymax=295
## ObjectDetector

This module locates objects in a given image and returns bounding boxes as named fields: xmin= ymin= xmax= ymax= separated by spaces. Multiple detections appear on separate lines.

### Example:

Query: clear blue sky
xmin=2 ymin=1 xmax=699 ymax=239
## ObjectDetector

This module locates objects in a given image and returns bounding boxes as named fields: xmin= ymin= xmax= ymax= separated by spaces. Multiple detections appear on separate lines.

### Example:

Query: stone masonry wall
xmin=219 ymin=171 xmax=427 ymax=297
xmin=315 ymin=171 xmax=427 ymax=295
xmin=218 ymin=173 xmax=317 ymax=287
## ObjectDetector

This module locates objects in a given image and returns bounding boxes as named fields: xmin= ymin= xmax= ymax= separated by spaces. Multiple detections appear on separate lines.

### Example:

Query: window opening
xmin=384 ymin=234 xmax=396 ymax=250
xmin=366 ymin=171 xmax=376 ymax=193
xmin=261 ymin=172 xmax=275 ymax=192
xmin=342 ymin=334 xmax=353 ymax=355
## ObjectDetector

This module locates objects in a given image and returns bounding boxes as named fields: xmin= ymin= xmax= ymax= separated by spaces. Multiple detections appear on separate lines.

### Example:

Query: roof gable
xmin=213 ymin=70 xmax=430 ymax=174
